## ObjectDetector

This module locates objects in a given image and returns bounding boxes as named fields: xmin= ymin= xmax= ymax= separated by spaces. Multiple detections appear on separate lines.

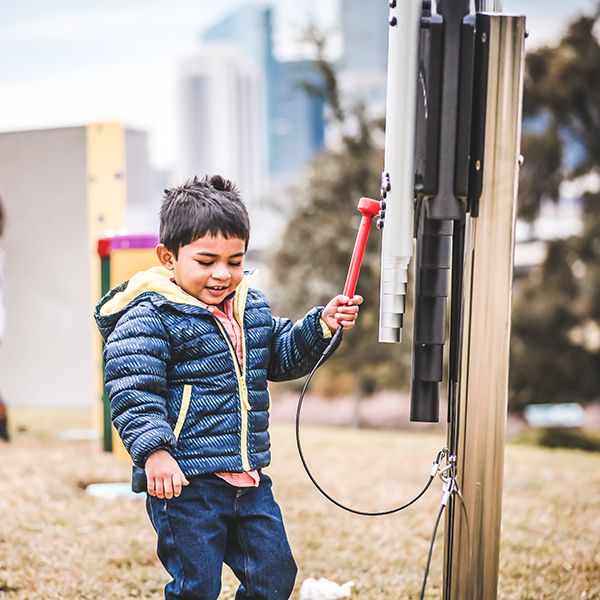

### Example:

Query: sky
xmin=0 ymin=0 xmax=597 ymax=171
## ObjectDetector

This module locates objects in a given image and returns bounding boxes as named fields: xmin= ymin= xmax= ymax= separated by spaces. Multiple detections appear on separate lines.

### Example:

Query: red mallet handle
xmin=343 ymin=197 xmax=381 ymax=297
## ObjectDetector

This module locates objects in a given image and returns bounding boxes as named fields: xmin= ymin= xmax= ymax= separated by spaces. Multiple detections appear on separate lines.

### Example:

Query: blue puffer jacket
xmin=94 ymin=267 xmax=336 ymax=477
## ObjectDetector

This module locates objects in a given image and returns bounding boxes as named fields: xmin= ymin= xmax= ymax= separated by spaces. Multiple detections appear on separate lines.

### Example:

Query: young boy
xmin=95 ymin=175 xmax=362 ymax=600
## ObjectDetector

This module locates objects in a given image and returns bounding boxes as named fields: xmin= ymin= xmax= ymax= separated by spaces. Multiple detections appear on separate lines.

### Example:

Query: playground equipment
xmin=97 ymin=234 xmax=159 ymax=457
xmin=0 ymin=123 xmax=133 ymax=411
xmin=297 ymin=1 xmax=525 ymax=598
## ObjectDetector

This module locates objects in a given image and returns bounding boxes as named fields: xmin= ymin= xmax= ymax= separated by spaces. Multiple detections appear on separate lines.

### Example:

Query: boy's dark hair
xmin=160 ymin=175 xmax=250 ymax=256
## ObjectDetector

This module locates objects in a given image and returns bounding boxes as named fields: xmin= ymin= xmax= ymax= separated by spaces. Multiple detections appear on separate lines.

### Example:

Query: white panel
xmin=0 ymin=127 xmax=91 ymax=407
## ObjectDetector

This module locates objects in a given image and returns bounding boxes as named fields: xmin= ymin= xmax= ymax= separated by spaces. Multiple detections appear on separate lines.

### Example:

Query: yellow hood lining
xmin=100 ymin=266 xmax=254 ymax=316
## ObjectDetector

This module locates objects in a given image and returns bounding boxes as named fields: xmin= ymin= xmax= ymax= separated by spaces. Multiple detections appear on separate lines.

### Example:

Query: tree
xmin=269 ymin=32 xmax=412 ymax=405
xmin=510 ymin=6 xmax=600 ymax=410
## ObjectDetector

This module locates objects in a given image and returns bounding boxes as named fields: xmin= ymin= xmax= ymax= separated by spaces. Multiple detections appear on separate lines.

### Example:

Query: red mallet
xmin=342 ymin=197 xmax=382 ymax=298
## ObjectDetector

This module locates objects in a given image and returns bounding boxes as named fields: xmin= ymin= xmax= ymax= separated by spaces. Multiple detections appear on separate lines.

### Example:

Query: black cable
xmin=419 ymin=502 xmax=446 ymax=600
xmin=295 ymin=326 xmax=436 ymax=517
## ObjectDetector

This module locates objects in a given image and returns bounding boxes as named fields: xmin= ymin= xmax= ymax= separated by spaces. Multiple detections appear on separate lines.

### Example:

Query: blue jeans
xmin=146 ymin=472 xmax=297 ymax=600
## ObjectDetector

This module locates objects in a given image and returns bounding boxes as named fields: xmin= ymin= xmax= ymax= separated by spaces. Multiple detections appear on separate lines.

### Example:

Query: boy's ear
xmin=156 ymin=244 xmax=175 ymax=270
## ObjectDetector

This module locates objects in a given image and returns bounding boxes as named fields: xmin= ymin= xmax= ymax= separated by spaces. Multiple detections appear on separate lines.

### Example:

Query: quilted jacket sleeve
xmin=267 ymin=306 xmax=339 ymax=381
xmin=103 ymin=303 xmax=176 ymax=467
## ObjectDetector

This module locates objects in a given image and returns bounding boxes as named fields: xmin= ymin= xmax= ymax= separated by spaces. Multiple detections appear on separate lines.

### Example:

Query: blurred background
xmin=1 ymin=0 xmax=599 ymax=449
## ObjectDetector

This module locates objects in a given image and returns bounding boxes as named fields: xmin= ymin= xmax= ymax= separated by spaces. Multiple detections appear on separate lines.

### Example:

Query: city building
xmin=322 ymin=0 xmax=389 ymax=148
xmin=341 ymin=0 xmax=389 ymax=74
xmin=270 ymin=59 xmax=325 ymax=182
xmin=199 ymin=4 xmax=326 ymax=184
xmin=178 ymin=45 xmax=269 ymax=215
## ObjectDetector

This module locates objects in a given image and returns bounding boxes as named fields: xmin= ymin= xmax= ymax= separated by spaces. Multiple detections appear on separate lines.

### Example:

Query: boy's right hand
xmin=145 ymin=449 xmax=190 ymax=499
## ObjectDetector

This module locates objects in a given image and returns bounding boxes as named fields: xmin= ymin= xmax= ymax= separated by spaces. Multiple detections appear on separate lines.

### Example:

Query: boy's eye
xmin=197 ymin=260 xmax=214 ymax=266
xmin=229 ymin=261 xmax=243 ymax=267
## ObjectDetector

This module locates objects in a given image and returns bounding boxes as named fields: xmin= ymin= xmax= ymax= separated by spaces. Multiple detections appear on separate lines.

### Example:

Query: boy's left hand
xmin=322 ymin=295 xmax=364 ymax=333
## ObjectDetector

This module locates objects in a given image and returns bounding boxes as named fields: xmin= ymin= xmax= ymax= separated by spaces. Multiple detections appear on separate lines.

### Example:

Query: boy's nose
xmin=212 ymin=264 xmax=231 ymax=279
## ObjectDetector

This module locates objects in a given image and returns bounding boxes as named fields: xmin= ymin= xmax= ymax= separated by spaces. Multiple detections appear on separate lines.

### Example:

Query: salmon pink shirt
xmin=208 ymin=297 xmax=261 ymax=488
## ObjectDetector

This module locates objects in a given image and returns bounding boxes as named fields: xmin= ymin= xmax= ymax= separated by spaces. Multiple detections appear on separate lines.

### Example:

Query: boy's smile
xmin=156 ymin=233 xmax=246 ymax=305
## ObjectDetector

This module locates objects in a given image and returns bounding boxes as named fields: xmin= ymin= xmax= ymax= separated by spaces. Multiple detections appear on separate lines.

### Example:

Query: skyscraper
xmin=200 ymin=5 xmax=325 ymax=183
xmin=341 ymin=0 xmax=389 ymax=73
xmin=339 ymin=0 xmax=389 ymax=113
xmin=270 ymin=59 xmax=325 ymax=181
xmin=178 ymin=45 xmax=269 ymax=214
xmin=203 ymin=5 xmax=276 ymax=73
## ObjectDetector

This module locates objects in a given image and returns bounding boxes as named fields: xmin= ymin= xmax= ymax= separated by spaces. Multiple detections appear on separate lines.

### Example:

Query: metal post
xmin=476 ymin=0 xmax=504 ymax=11
xmin=379 ymin=0 xmax=421 ymax=344
xmin=444 ymin=12 xmax=526 ymax=600
xmin=100 ymin=253 xmax=113 ymax=452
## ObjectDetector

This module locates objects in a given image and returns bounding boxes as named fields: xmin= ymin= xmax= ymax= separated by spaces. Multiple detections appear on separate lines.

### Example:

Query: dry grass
xmin=1 ymin=409 xmax=599 ymax=599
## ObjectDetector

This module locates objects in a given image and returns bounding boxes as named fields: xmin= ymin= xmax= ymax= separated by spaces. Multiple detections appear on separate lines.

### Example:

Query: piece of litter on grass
xmin=85 ymin=482 xmax=143 ymax=499
xmin=57 ymin=429 xmax=100 ymax=441
xmin=299 ymin=577 xmax=354 ymax=600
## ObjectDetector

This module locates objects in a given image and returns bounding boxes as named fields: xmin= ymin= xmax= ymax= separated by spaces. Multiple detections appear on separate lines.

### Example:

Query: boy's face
xmin=156 ymin=233 xmax=245 ymax=305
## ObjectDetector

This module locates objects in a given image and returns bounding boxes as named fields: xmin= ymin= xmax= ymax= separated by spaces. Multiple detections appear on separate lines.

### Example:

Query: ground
xmin=0 ymin=409 xmax=599 ymax=599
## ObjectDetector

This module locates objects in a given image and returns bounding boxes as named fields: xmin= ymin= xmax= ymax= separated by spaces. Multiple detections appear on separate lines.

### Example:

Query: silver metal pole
xmin=379 ymin=0 xmax=421 ymax=344
xmin=476 ymin=0 xmax=504 ymax=12
xmin=444 ymin=13 xmax=526 ymax=600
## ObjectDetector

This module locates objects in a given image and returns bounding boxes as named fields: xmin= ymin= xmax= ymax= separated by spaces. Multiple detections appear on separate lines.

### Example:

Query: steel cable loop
xmin=419 ymin=502 xmax=446 ymax=600
xmin=418 ymin=475 xmax=470 ymax=599
xmin=294 ymin=327 xmax=437 ymax=517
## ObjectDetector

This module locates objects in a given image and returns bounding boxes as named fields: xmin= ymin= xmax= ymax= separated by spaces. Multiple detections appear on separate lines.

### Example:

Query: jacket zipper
xmin=212 ymin=287 xmax=251 ymax=472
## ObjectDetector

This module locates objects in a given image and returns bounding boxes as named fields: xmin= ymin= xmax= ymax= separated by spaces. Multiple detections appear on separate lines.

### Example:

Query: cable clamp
xmin=437 ymin=453 xmax=456 ymax=483
xmin=441 ymin=477 xmax=458 ymax=506
xmin=430 ymin=447 xmax=448 ymax=477
xmin=438 ymin=462 xmax=453 ymax=476
xmin=437 ymin=454 xmax=459 ymax=506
